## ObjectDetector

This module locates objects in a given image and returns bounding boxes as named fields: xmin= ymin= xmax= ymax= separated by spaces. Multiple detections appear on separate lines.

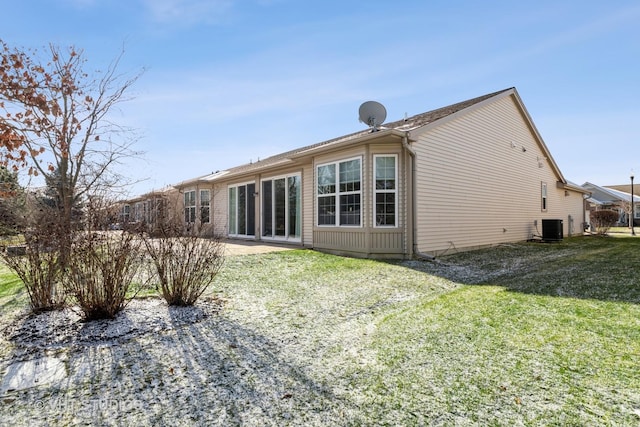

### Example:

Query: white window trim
xmin=260 ymin=173 xmax=302 ymax=242
xmin=227 ymin=181 xmax=256 ymax=237
xmin=200 ymin=189 xmax=211 ymax=224
xmin=184 ymin=189 xmax=197 ymax=224
xmin=316 ymin=156 xmax=363 ymax=228
xmin=541 ymin=182 xmax=548 ymax=212
xmin=373 ymin=154 xmax=399 ymax=228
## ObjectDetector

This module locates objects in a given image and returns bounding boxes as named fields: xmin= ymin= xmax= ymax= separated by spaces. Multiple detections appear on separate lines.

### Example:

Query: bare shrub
xmin=0 ymin=232 xmax=65 ymax=312
xmin=61 ymin=195 xmax=148 ymax=320
xmin=0 ymin=196 xmax=67 ymax=312
xmin=65 ymin=230 xmax=146 ymax=320
xmin=145 ymin=224 xmax=225 ymax=306
xmin=590 ymin=210 xmax=619 ymax=235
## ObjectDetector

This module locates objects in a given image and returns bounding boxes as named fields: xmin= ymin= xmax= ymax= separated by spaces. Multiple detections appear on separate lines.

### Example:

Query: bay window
xmin=317 ymin=157 xmax=361 ymax=226
xmin=374 ymin=155 xmax=397 ymax=227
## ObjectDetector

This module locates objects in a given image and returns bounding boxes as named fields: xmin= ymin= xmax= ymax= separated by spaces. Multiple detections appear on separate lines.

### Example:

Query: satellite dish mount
xmin=359 ymin=101 xmax=387 ymax=132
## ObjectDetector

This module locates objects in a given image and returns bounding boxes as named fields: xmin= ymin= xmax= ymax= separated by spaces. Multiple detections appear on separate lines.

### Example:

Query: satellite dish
xmin=359 ymin=101 xmax=387 ymax=131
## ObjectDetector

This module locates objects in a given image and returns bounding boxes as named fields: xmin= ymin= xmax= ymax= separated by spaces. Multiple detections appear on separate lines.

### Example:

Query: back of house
xmin=146 ymin=87 xmax=587 ymax=258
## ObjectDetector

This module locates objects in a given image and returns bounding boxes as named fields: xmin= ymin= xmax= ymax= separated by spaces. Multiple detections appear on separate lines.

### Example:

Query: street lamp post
xmin=632 ymin=172 xmax=636 ymax=236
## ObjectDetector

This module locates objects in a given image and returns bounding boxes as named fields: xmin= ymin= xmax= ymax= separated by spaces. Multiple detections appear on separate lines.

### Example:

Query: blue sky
xmin=4 ymin=0 xmax=640 ymax=195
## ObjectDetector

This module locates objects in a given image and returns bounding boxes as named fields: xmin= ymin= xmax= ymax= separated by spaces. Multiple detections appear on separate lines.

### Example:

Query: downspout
xmin=402 ymin=133 xmax=436 ymax=261
xmin=402 ymin=134 xmax=417 ymax=259
xmin=583 ymin=192 xmax=592 ymax=233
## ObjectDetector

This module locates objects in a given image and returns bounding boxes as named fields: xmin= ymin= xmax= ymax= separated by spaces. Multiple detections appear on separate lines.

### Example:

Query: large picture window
xmin=317 ymin=157 xmax=361 ymax=226
xmin=228 ymin=183 xmax=255 ymax=236
xmin=374 ymin=155 xmax=397 ymax=227
xmin=262 ymin=174 xmax=301 ymax=240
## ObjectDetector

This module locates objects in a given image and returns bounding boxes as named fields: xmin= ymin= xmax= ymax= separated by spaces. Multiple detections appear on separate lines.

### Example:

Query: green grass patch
xmin=2 ymin=237 xmax=640 ymax=425
xmin=210 ymin=242 xmax=640 ymax=424
xmin=0 ymin=263 xmax=27 ymax=310
xmin=368 ymin=286 xmax=640 ymax=425
xmin=429 ymin=236 xmax=640 ymax=303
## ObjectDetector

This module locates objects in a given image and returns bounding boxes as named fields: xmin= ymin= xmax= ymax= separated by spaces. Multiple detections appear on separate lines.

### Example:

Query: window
xmin=184 ymin=190 xmax=196 ymax=223
xmin=228 ymin=183 xmax=255 ymax=236
xmin=317 ymin=164 xmax=336 ymax=225
xmin=200 ymin=190 xmax=210 ymax=224
xmin=288 ymin=176 xmax=301 ymax=238
xmin=121 ymin=204 xmax=130 ymax=223
xmin=317 ymin=158 xmax=361 ymax=226
xmin=143 ymin=201 xmax=151 ymax=223
xmin=135 ymin=202 xmax=141 ymax=222
xmin=262 ymin=174 xmax=301 ymax=240
xmin=374 ymin=155 xmax=397 ymax=227
xmin=541 ymin=182 xmax=548 ymax=212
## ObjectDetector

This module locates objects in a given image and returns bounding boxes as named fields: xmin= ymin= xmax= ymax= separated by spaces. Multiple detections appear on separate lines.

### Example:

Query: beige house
xmin=119 ymin=186 xmax=180 ymax=231
xmin=173 ymin=88 xmax=588 ymax=258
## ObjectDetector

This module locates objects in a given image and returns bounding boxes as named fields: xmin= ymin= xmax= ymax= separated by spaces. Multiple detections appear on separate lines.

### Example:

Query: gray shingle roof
xmin=381 ymin=88 xmax=513 ymax=131
xmin=181 ymin=88 xmax=514 ymax=184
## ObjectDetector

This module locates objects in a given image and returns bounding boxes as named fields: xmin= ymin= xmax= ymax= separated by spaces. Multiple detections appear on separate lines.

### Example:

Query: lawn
xmin=1 ymin=236 xmax=639 ymax=425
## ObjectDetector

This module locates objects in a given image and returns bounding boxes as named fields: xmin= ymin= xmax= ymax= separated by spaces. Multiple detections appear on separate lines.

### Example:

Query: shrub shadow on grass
xmin=402 ymin=237 xmax=640 ymax=304
xmin=0 ymin=299 xmax=350 ymax=425
xmin=162 ymin=310 xmax=343 ymax=424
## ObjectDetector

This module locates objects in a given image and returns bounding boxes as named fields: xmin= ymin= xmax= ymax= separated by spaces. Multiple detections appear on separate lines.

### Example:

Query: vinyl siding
xmin=301 ymin=163 xmax=314 ymax=246
xmin=312 ymin=142 xmax=406 ymax=257
xmin=413 ymin=94 xmax=584 ymax=255
xmin=211 ymin=183 xmax=228 ymax=236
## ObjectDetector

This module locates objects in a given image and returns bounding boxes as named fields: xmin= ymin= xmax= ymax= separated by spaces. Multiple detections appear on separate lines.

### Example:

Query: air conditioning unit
xmin=542 ymin=219 xmax=563 ymax=242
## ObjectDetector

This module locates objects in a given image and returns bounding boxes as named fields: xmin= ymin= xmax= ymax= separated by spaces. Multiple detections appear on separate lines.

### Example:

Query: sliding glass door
xmin=262 ymin=174 xmax=301 ymax=241
xmin=228 ymin=183 xmax=255 ymax=237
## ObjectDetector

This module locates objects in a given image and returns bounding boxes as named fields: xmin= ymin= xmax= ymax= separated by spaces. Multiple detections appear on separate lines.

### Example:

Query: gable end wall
xmin=413 ymin=95 xmax=584 ymax=255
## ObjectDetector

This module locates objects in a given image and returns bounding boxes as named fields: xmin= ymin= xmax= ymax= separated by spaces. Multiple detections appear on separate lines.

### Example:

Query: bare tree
xmin=0 ymin=40 xmax=143 ymax=261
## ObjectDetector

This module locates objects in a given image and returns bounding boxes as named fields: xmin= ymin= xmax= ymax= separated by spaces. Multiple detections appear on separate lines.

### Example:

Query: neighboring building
xmin=582 ymin=182 xmax=639 ymax=227
xmin=118 ymin=186 xmax=180 ymax=231
xmin=172 ymin=87 xmax=588 ymax=258
xmin=604 ymin=184 xmax=640 ymax=197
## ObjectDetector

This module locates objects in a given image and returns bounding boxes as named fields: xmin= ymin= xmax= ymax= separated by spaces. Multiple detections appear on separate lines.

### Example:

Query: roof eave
xmin=406 ymin=88 xmax=569 ymax=185
xmin=509 ymin=89 xmax=567 ymax=184
xmin=214 ymin=129 xmax=408 ymax=182
xmin=290 ymin=128 xmax=408 ymax=159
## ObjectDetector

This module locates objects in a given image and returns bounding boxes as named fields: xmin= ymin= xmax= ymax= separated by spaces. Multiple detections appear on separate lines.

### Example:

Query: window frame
xmin=541 ymin=182 xmax=548 ymax=212
xmin=317 ymin=163 xmax=337 ymax=226
xmin=261 ymin=172 xmax=302 ymax=241
xmin=200 ymin=189 xmax=211 ymax=224
xmin=373 ymin=154 xmax=398 ymax=228
xmin=228 ymin=181 xmax=256 ymax=237
xmin=184 ymin=190 xmax=196 ymax=224
xmin=316 ymin=156 xmax=362 ymax=227
xmin=121 ymin=204 xmax=130 ymax=223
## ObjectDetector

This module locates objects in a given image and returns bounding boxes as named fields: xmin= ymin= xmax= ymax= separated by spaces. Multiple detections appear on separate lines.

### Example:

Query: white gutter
xmin=402 ymin=133 xmax=426 ymax=259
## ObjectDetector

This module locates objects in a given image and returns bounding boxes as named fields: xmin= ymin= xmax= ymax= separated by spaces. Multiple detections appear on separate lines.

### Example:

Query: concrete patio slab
xmin=223 ymin=240 xmax=299 ymax=256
